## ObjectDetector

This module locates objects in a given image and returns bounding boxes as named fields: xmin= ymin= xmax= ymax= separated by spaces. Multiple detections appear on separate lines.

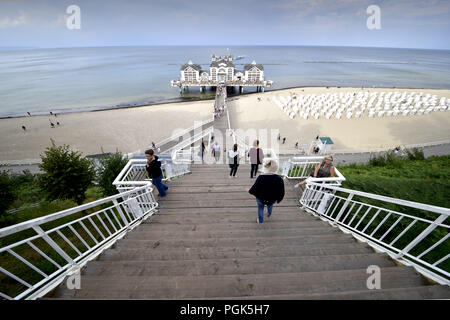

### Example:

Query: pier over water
xmin=171 ymin=54 xmax=273 ymax=94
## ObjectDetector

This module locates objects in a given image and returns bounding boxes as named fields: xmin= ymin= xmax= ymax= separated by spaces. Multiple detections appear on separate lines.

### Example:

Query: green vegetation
xmin=38 ymin=141 xmax=96 ymax=205
xmin=0 ymin=191 xmax=116 ymax=299
xmin=0 ymin=172 xmax=17 ymax=227
xmin=97 ymin=151 xmax=128 ymax=196
xmin=0 ymin=148 xmax=129 ymax=228
xmin=336 ymin=150 xmax=450 ymax=274
xmin=338 ymin=150 xmax=450 ymax=208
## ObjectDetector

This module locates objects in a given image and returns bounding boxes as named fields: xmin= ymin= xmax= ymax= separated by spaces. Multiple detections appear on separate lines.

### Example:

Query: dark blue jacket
xmin=146 ymin=155 xmax=162 ymax=179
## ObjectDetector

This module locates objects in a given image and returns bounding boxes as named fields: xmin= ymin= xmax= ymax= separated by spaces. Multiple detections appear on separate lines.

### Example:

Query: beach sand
xmin=228 ymin=87 xmax=450 ymax=153
xmin=0 ymin=100 xmax=212 ymax=163
xmin=1 ymin=86 xmax=449 ymax=163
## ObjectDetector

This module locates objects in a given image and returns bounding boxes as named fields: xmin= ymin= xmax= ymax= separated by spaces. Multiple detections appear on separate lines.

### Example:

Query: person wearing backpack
xmin=246 ymin=160 xmax=285 ymax=224
xmin=247 ymin=140 xmax=264 ymax=179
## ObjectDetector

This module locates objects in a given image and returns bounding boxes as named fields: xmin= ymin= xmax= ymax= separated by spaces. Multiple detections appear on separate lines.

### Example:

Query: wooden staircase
xmin=49 ymin=164 xmax=450 ymax=299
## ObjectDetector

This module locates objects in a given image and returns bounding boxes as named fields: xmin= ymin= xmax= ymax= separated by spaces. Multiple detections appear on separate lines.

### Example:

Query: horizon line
xmin=1 ymin=44 xmax=450 ymax=51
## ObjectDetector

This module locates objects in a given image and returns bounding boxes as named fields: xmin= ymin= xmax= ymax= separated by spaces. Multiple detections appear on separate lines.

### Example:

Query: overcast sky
xmin=0 ymin=0 xmax=449 ymax=49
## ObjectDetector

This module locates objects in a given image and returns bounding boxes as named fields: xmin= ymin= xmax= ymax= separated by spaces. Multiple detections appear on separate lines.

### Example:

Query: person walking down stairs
xmin=247 ymin=160 xmax=285 ymax=224
xmin=212 ymin=142 xmax=221 ymax=163
xmin=228 ymin=143 xmax=241 ymax=178
xmin=145 ymin=149 xmax=168 ymax=198
xmin=247 ymin=139 xmax=264 ymax=179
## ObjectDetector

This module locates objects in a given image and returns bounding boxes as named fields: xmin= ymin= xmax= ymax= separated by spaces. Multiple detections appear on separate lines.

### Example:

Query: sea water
xmin=0 ymin=45 xmax=449 ymax=118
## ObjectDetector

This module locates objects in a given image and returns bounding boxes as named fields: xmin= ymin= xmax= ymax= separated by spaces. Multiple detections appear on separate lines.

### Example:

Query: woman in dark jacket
xmin=247 ymin=160 xmax=285 ymax=224
xmin=145 ymin=149 xmax=168 ymax=197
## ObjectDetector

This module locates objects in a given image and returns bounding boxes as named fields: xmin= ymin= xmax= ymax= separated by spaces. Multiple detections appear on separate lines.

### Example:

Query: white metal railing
xmin=113 ymin=159 xmax=190 ymax=193
xmin=0 ymin=185 xmax=158 ymax=300
xmin=279 ymin=156 xmax=346 ymax=185
xmin=121 ymin=119 xmax=215 ymax=158
xmin=170 ymin=127 xmax=214 ymax=163
xmin=165 ymin=126 xmax=214 ymax=156
xmin=300 ymin=182 xmax=450 ymax=285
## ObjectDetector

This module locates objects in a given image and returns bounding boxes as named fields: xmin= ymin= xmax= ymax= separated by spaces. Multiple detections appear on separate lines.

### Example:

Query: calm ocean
xmin=0 ymin=45 xmax=449 ymax=118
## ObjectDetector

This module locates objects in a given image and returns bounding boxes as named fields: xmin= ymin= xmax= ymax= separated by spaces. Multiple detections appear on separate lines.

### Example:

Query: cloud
xmin=0 ymin=10 xmax=26 ymax=28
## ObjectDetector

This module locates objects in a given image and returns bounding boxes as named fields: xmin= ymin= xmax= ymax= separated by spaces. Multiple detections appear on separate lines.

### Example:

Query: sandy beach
xmin=0 ymin=100 xmax=213 ymax=163
xmin=229 ymin=87 xmax=450 ymax=152
xmin=1 ymin=86 xmax=450 ymax=164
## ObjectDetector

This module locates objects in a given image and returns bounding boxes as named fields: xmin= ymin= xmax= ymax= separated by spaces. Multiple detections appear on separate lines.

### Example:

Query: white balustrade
xmin=0 ymin=185 xmax=158 ymax=300
xmin=300 ymin=182 xmax=450 ymax=285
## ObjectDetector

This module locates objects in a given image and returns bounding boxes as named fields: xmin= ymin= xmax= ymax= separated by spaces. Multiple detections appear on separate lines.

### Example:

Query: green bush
xmin=0 ymin=171 xmax=16 ymax=215
xmin=97 ymin=152 xmax=128 ymax=196
xmin=0 ymin=171 xmax=17 ymax=226
xmin=339 ymin=154 xmax=450 ymax=208
xmin=38 ymin=141 xmax=96 ymax=205
xmin=406 ymin=147 xmax=425 ymax=161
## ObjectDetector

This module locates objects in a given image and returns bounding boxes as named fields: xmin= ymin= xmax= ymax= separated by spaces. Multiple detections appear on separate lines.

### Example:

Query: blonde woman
xmin=295 ymin=155 xmax=335 ymax=188
xmin=246 ymin=160 xmax=285 ymax=224
xmin=247 ymin=139 xmax=264 ymax=178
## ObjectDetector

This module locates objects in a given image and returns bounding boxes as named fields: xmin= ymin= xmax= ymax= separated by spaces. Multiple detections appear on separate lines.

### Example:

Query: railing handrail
xmin=300 ymin=182 xmax=450 ymax=284
xmin=307 ymin=182 xmax=450 ymax=215
xmin=168 ymin=126 xmax=214 ymax=158
xmin=113 ymin=159 xmax=146 ymax=186
xmin=0 ymin=185 xmax=150 ymax=239
xmin=153 ymin=118 xmax=214 ymax=150
xmin=113 ymin=159 xmax=191 ymax=188
xmin=0 ymin=184 xmax=158 ymax=300
xmin=278 ymin=156 xmax=346 ymax=185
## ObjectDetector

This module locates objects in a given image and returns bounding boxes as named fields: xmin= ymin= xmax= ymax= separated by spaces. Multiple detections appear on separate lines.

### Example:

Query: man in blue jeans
xmin=145 ymin=149 xmax=168 ymax=197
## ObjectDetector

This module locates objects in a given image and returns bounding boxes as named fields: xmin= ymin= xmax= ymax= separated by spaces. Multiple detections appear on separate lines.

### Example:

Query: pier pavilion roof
xmin=210 ymin=55 xmax=235 ymax=68
xmin=244 ymin=62 xmax=264 ymax=71
xmin=180 ymin=61 xmax=202 ymax=71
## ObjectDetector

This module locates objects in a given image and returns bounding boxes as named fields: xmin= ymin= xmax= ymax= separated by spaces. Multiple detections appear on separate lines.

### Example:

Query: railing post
xmin=32 ymin=226 xmax=76 ymax=266
xmin=332 ymin=193 xmax=354 ymax=225
xmin=165 ymin=163 xmax=173 ymax=180
xmin=394 ymin=214 xmax=448 ymax=259
xmin=281 ymin=160 xmax=291 ymax=177
xmin=112 ymin=199 xmax=130 ymax=228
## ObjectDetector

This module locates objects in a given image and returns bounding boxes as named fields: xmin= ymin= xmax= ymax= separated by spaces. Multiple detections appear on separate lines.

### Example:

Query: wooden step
xmin=115 ymin=234 xmax=357 ymax=250
xmin=157 ymin=199 xmax=297 ymax=209
xmin=138 ymin=220 xmax=330 ymax=231
xmin=82 ymin=253 xmax=396 ymax=277
xmin=99 ymin=243 xmax=375 ymax=261
xmin=123 ymin=226 xmax=341 ymax=240
xmin=152 ymin=206 xmax=305 ymax=215
xmin=158 ymin=192 xmax=297 ymax=201
xmin=51 ymin=266 xmax=428 ymax=299
xmin=206 ymin=285 xmax=450 ymax=300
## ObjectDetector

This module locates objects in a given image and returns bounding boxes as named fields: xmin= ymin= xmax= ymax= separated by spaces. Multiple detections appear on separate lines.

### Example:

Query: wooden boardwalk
xmin=48 ymin=163 xmax=450 ymax=299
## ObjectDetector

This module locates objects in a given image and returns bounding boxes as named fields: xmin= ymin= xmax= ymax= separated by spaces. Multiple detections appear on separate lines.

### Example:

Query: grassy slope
xmin=337 ymin=155 xmax=450 ymax=274
xmin=338 ymin=155 xmax=450 ymax=208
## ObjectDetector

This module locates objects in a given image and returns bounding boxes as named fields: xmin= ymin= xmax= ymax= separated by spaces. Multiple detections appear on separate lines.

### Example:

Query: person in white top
xmin=228 ymin=143 xmax=241 ymax=178
xmin=212 ymin=142 xmax=221 ymax=162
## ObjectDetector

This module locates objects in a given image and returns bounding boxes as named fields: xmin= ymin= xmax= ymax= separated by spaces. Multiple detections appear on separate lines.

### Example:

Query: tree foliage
xmin=0 ymin=171 xmax=16 ymax=217
xmin=97 ymin=151 xmax=128 ymax=196
xmin=38 ymin=141 xmax=96 ymax=205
